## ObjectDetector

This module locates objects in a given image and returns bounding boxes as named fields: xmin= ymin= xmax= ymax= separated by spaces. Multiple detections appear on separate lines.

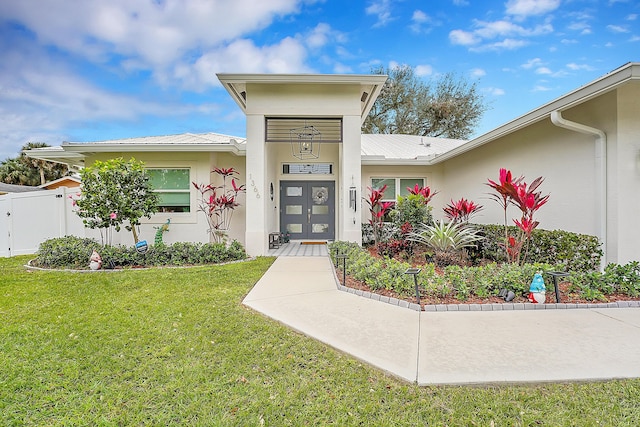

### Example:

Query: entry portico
xmin=217 ymin=74 xmax=387 ymax=256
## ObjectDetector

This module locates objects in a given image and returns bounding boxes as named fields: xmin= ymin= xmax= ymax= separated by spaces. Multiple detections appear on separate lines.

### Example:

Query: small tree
xmin=74 ymin=158 xmax=159 ymax=245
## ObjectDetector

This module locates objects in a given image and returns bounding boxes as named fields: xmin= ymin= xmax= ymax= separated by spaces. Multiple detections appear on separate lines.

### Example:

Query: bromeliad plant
xmin=487 ymin=168 xmax=549 ymax=264
xmin=193 ymin=167 xmax=246 ymax=244
xmin=365 ymin=185 xmax=394 ymax=245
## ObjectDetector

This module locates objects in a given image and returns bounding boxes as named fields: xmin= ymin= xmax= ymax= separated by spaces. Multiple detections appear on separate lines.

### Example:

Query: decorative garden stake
xmin=89 ymin=250 xmax=102 ymax=270
xmin=528 ymin=271 xmax=546 ymax=304
xmin=154 ymin=219 xmax=171 ymax=245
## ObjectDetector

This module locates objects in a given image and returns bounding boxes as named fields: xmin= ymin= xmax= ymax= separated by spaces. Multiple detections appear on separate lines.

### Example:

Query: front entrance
xmin=280 ymin=181 xmax=335 ymax=240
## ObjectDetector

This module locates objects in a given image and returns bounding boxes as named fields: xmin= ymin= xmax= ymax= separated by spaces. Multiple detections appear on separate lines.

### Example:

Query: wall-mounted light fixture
xmin=349 ymin=186 xmax=357 ymax=212
xmin=270 ymin=182 xmax=274 ymax=201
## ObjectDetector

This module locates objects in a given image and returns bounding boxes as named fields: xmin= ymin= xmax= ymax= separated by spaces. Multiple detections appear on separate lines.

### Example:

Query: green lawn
xmin=1 ymin=255 xmax=639 ymax=426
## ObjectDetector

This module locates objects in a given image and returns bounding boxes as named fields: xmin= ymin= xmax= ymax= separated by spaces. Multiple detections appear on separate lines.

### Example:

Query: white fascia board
xmin=61 ymin=142 xmax=246 ymax=156
xmin=433 ymin=62 xmax=639 ymax=164
xmin=361 ymin=156 xmax=436 ymax=166
xmin=217 ymin=73 xmax=388 ymax=120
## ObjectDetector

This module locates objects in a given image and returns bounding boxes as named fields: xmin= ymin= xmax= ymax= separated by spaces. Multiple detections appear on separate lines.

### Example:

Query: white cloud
xmin=521 ymin=58 xmax=544 ymax=69
xmin=471 ymin=68 xmax=486 ymax=77
xmin=0 ymin=0 xmax=303 ymax=67
xmin=627 ymin=14 xmax=638 ymax=21
xmin=453 ymin=0 xmax=469 ymax=5
xmin=306 ymin=23 xmax=333 ymax=48
xmin=566 ymin=63 xmax=595 ymax=71
xmin=415 ymin=65 xmax=433 ymax=76
xmin=0 ymin=43 xmax=205 ymax=159
xmin=450 ymin=17 xmax=552 ymax=51
xmin=607 ymin=24 xmax=630 ymax=33
xmin=470 ymin=38 xmax=528 ymax=52
xmin=532 ymin=85 xmax=552 ymax=92
xmin=410 ymin=10 xmax=432 ymax=33
xmin=505 ymin=0 xmax=561 ymax=19
xmin=449 ymin=29 xmax=480 ymax=45
xmin=535 ymin=67 xmax=552 ymax=74
xmin=485 ymin=87 xmax=505 ymax=96
xmin=366 ymin=0 xmax=394 ymax=27
xmin=178 ymin=37 xmax=311 ymax=90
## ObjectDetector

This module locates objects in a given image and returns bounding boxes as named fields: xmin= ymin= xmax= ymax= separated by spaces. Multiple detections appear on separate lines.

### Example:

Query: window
xmin=147 ymin=168 xmax=191 ymax=213
xmin=371 ymin=177 xmax=425 ymax=201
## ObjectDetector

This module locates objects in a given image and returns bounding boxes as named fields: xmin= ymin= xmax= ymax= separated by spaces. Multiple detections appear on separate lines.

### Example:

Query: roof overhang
xmin=433 ymin=62 xmax=640 ymax=163
xmin=23 ymin=134 xmax=247 ymax=170
xmin=217 ymin=73 xmax=388 ymax=124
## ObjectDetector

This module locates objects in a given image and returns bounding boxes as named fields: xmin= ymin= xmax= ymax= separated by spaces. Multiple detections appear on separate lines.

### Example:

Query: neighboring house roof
xmin=39 ymin=176 xmax=81 ymax=189
xmin=361 ymin=134 xmax=467 ymax=165
xmin=0 ymin=183 xmax=46 ymax=194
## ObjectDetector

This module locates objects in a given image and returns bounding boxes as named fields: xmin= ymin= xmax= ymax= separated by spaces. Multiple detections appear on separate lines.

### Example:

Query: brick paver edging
xmin=334 ymin=283 xmax=640 ymax=312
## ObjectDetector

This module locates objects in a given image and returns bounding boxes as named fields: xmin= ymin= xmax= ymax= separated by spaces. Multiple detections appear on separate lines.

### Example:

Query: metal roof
xmin=361 ymin=134 xmax=467 ymax=165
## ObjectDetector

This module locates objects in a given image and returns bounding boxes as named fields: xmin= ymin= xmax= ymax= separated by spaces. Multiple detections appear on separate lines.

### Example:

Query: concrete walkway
xmin=243 ymin=256 xmax=640 ymax=385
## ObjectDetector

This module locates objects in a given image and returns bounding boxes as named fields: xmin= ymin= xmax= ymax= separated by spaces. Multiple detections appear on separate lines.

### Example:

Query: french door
xmin=280 ymin=181 xmax=335 ymax=240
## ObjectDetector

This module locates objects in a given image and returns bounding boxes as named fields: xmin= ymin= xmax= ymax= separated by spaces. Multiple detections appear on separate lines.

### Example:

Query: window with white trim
xmin=371 ymin=177 xmax=425 ymax=202
xmin=147 ymin=168 xmax=191 ymax=213
xmin=371 ymin=177 xmax=425 ymax=222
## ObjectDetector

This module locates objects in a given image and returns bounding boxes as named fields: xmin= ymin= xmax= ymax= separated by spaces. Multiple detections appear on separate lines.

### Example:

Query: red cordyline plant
xmin=487 ymin=168 xmax=549 ymax=264
xmin=443 ymin=198 xmax=483 ymax=224
xmin=193 ymin=167 xmax=246 ymax=243
xmin=366 ymin=185 xmax=393 ymax=244
xmin=407 ymin=183 xmax=437 ymax=204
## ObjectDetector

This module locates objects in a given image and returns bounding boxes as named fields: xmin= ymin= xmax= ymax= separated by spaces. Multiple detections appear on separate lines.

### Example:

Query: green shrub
xmin=474 ymin=224 xmax=602 ymax=272
xmin=33 ymin=236 xmax=100 ymax=269
xmin=390 ymin=194 xmax=433 ymax=231
xmin=329 ymin=241 xmax=558 ymax=300
xmin=32 ymin=236 xmax=246 ymax=269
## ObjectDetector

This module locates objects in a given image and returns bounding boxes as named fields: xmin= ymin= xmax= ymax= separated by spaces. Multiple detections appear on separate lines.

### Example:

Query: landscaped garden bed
xmin=30 ymin=235 xmax=247 ymax=270
xmin=333 ymin=168 xmax=640 ymax=309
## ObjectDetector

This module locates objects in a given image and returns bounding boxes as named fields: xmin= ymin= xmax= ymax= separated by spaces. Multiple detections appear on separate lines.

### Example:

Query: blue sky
xmin=0 ymin=0 xmax=638 ymax=161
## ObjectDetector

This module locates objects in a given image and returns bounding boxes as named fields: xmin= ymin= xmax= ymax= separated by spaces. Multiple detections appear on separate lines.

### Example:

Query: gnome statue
xmin=528 ymin=271 xmax=546 ymax=304
xmin=89 ymin=250 xmax=102 ymax=270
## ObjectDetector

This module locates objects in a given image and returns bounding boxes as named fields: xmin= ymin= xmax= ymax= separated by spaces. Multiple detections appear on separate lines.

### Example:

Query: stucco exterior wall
xmin=613 ymin=82 xmax=640 ymax=263
xmin=82 ymin=151 xmax=241 ymax=247
xmin=440 ymin=116 xmax=600 ymax=236
xmin=242 ymin=81 xmax=364 ymax=254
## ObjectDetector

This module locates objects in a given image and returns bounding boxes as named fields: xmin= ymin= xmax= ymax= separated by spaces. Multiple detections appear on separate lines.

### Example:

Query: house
xmin=23 ymin=62 xmax=640 ymax=265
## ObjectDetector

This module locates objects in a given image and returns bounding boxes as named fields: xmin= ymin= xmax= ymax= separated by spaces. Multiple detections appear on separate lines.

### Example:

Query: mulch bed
xmin=338 ymin=271 xmax=639 ymax=310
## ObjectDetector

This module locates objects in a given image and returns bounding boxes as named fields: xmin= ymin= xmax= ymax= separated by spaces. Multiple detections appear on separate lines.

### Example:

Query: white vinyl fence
xmin=0 ymin=187 xmax=85 ymax=257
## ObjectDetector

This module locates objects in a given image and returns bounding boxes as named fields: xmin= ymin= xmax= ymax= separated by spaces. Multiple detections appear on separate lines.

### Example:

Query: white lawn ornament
xmin=89 ymin=250 xmax=102 ymax=270
xmin=527 ymin=271 xmax=546 ymax=304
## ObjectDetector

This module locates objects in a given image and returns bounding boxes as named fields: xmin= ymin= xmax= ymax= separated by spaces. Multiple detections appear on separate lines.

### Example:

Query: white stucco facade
xmin=18 ymin=62 xmax=640 ymax=265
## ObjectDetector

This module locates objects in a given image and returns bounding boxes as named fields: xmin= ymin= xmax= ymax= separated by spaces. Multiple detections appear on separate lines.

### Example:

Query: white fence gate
xmin=0 ymin=188 xmax=85 ymax=257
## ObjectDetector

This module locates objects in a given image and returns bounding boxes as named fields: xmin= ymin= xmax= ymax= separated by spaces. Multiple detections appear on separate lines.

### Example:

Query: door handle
xmin=307 ymin=209 xmax=311 ymax=223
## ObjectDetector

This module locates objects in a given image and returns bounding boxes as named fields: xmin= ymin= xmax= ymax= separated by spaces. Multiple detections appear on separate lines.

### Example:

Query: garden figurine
xmin=528 ymin=271 xmax=546 ymax=303
xmin=89 ymin=250 xmax=102 ymax=270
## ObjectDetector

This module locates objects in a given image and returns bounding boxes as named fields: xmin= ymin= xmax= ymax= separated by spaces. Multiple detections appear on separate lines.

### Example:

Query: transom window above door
xmin=371 ymin=177 xmax=425 ymax=202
